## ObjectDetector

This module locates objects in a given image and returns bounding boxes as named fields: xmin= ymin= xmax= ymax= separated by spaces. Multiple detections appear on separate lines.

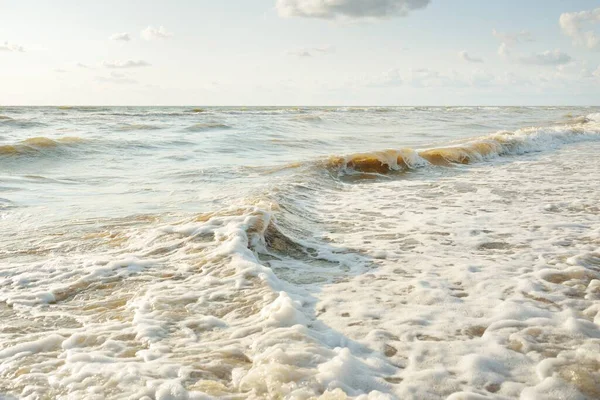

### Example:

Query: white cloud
xmin=365 ymin=68 xmax=459 ymax=88
xmin=494 ymin=71 xmax=528 ymax=86
xmin=466 ymin=69 xmax=495 ymax=86
xmin=560 ymin=62 xmax=600 ymax=81
xmin=492 ymin=28 xmax=572 ymax=67
xmin=366 ymin=68 xmax=404 ymax=87
xmin=110 ymin=32 xmax=131 ymax=41
xmin=286 ymin=46 xmax=335 ymax=57
xmin=141 ymin=26 xmax=173 ymax=40
xmin=276 ymin=0 xmax=430 ymax=19
xmin=54 ymin=69 xmax=67 ymax=73
xmin=492 ymin=29 xmax=534 ymax=45
xmin=76 ymin=63 xmax=91 ymax=69
xmin=532 ymin=63 xmax=600 ymax=88
xmin=367 ymin=68 xmax=504 ymax=88
xmin=406 ymin=68 xmax=477 ymax=88
xmin=287 ymin=49 xmax=312 ymax=57
xmin=0 ymin=41 xmax=25 ymax=52
xmin=559 ymin=8 xmax=600 ymax=50
xmin=459 ymin=50 xmax=483 ymax=63
xmin=102 ymin=60 xmax=151 ymax=69
xmin=96 ymin=72 xmax=138 ymax=85
xmin=497 ymin=43 xmax=509 ymax=57
xmin=356 ymin=67 xmax=540 ymax=90
xmin=493 ymin=29 xmax=535 ymax=60
xmin=518 ymin=49 xmax=572 ymax=66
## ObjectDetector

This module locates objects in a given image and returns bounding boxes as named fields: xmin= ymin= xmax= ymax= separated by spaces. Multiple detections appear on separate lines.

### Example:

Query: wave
xmin=334 ymin=106 xmax=395 ymax=113
xmin=0 ymin=136 xmax=85 ymax=156
xmin=184 ymin=122 xmax=231 ymax=132
xmin=59 ymin=106 xmax=106 ymax=112
xmin=0 ymin=117 xmax=45 ymax=128
xmin=292 ymin=114 xmax=323 ymax=122
xmin=323 ymin=115 xmax=600 ymax=176
xmin=97 ymin=111 xmax=189 ymax=117
xmin=586 ymin=113 xmax=600 ymax=122
xmin=115 ymin=123 xmax=165 ymax=131
xmin=212 ymin=107 xmax=309 ymax=115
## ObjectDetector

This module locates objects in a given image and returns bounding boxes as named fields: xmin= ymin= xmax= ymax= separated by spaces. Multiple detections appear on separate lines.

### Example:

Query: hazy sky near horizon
xmin=1 ymin=0 xmax=600 ymax=105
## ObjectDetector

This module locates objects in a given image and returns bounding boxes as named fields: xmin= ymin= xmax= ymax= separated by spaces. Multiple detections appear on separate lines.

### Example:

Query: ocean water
xmin=1 ymin=106 xmax=599 ymax=399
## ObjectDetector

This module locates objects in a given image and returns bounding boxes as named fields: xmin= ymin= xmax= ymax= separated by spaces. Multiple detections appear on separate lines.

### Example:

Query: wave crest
xmin=324 ymin=116 xmax=600 ymax=176
xmin=116 ymin=124 xmax=164 ymax=131
xmin=0 ymin=117 xmax=45 ymax=128
xmin=0 ymin=136 xmax=85 ymax=156
xmin=184 ymin=122 xmax=231 ymax=132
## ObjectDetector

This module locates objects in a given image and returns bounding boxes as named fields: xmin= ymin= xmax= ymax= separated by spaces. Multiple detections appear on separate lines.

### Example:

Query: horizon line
xmin=1 ymin=105 xmax=599 ymax=108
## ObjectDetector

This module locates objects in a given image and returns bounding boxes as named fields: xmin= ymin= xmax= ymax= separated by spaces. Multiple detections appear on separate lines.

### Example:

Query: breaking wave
xmin=116 ymin=123 xmax=165 ymax=131
xmin=324 ymin=115 xmax=600 ymax=176
xmin=0 ymin=136 xmax=86 ymax=156
xmin=184 ymin=122 xmax=232 ymax=132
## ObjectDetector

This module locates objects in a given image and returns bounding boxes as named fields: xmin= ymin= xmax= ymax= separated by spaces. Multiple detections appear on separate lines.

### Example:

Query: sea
xmin=1 ymin=106 xmax=599 ymax=399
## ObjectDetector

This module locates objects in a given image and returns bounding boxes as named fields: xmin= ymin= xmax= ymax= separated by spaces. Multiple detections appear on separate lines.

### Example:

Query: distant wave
xmin=98 ymin=111 xmax=188 ymax=117
xmin=0 ymin=136 xmax=85 ymax=156
xmin=215 ymin=107 xmax=309 ymax=115
xmin=0 ymin=117 xmax=45 ymax=128
xmin=116 ymin=123 xmax=165 ymax=131
xmin=322 ymin=114 xmax=600 ymax=177
xmin=184 ymin=122 xmax=231 ymax=132
xmin=291 ymin=114 xmax=323 ymax=122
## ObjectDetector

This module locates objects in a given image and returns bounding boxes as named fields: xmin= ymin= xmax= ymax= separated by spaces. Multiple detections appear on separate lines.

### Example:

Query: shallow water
xmin=1 ymin=106 xmax=599 ymax=399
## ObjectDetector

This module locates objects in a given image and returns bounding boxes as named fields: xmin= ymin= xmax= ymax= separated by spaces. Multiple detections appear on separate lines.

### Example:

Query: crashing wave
xmin=0 ymin=136 xmax=85 ymax=156
xmin=324 ymin=115 xmax=600 ymax=176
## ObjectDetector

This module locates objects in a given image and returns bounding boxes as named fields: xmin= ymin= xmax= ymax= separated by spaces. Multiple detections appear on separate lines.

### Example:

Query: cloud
xmin=492 ymin=28 xmax=571 ymax=67
xmin=367 ymin=68 xmax=500 ymax=88
xmin=406 ymin=68 xmax=456 ymax=87
xmin=559 ymin=8 xmax=600 ymax=50
xmin=0 ymin=41 xmax=25 ymax=52
xmin=286 ymin=46 xmax=335 ymax=57
xmin=366 ymin=68 xmax=404 ymax=87
xmin=96 ymin=72 xmax=138 ymax=85
xmin=276 ymin=0 xmax=430 ymax=19
xmin=77 ymin=63 xmax=91 ymax=69
xmin=110 ymin=32 xmax=131 ymax=41
xmin=497 ymin=43 xmax=509 ymax=57
xmin=518 ymin=49 xmax=572 ymax=66
xmin=102 ymin=60 xmax=151 ymax=69
xmin=492 ymin=29 xmax=534 ymax=45
xmin=287 ymin=49 xmax=312 ymax=57
xmin=141 ymin=26 xmax=173 ymax=40
xmin=54 ymin=69 xmax=67 ymax=73
xmin=459 ymin=51 xmax=483 ymax=63
xmin=559 ymin=62 xmax=600 ymax=80
xmin=466 ymin=69 xmax=495 ymax=86
xmin=493 ymin=28 xmax=536 ymax=62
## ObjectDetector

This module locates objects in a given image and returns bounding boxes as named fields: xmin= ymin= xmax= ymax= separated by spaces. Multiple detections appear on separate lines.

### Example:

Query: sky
xmin=1 ymin=0 xmax=599 ymax=106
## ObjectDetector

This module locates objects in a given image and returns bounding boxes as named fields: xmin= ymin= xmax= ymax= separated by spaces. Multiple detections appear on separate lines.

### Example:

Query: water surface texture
xmin=1 ymin=107 xmax=600 ymax=399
